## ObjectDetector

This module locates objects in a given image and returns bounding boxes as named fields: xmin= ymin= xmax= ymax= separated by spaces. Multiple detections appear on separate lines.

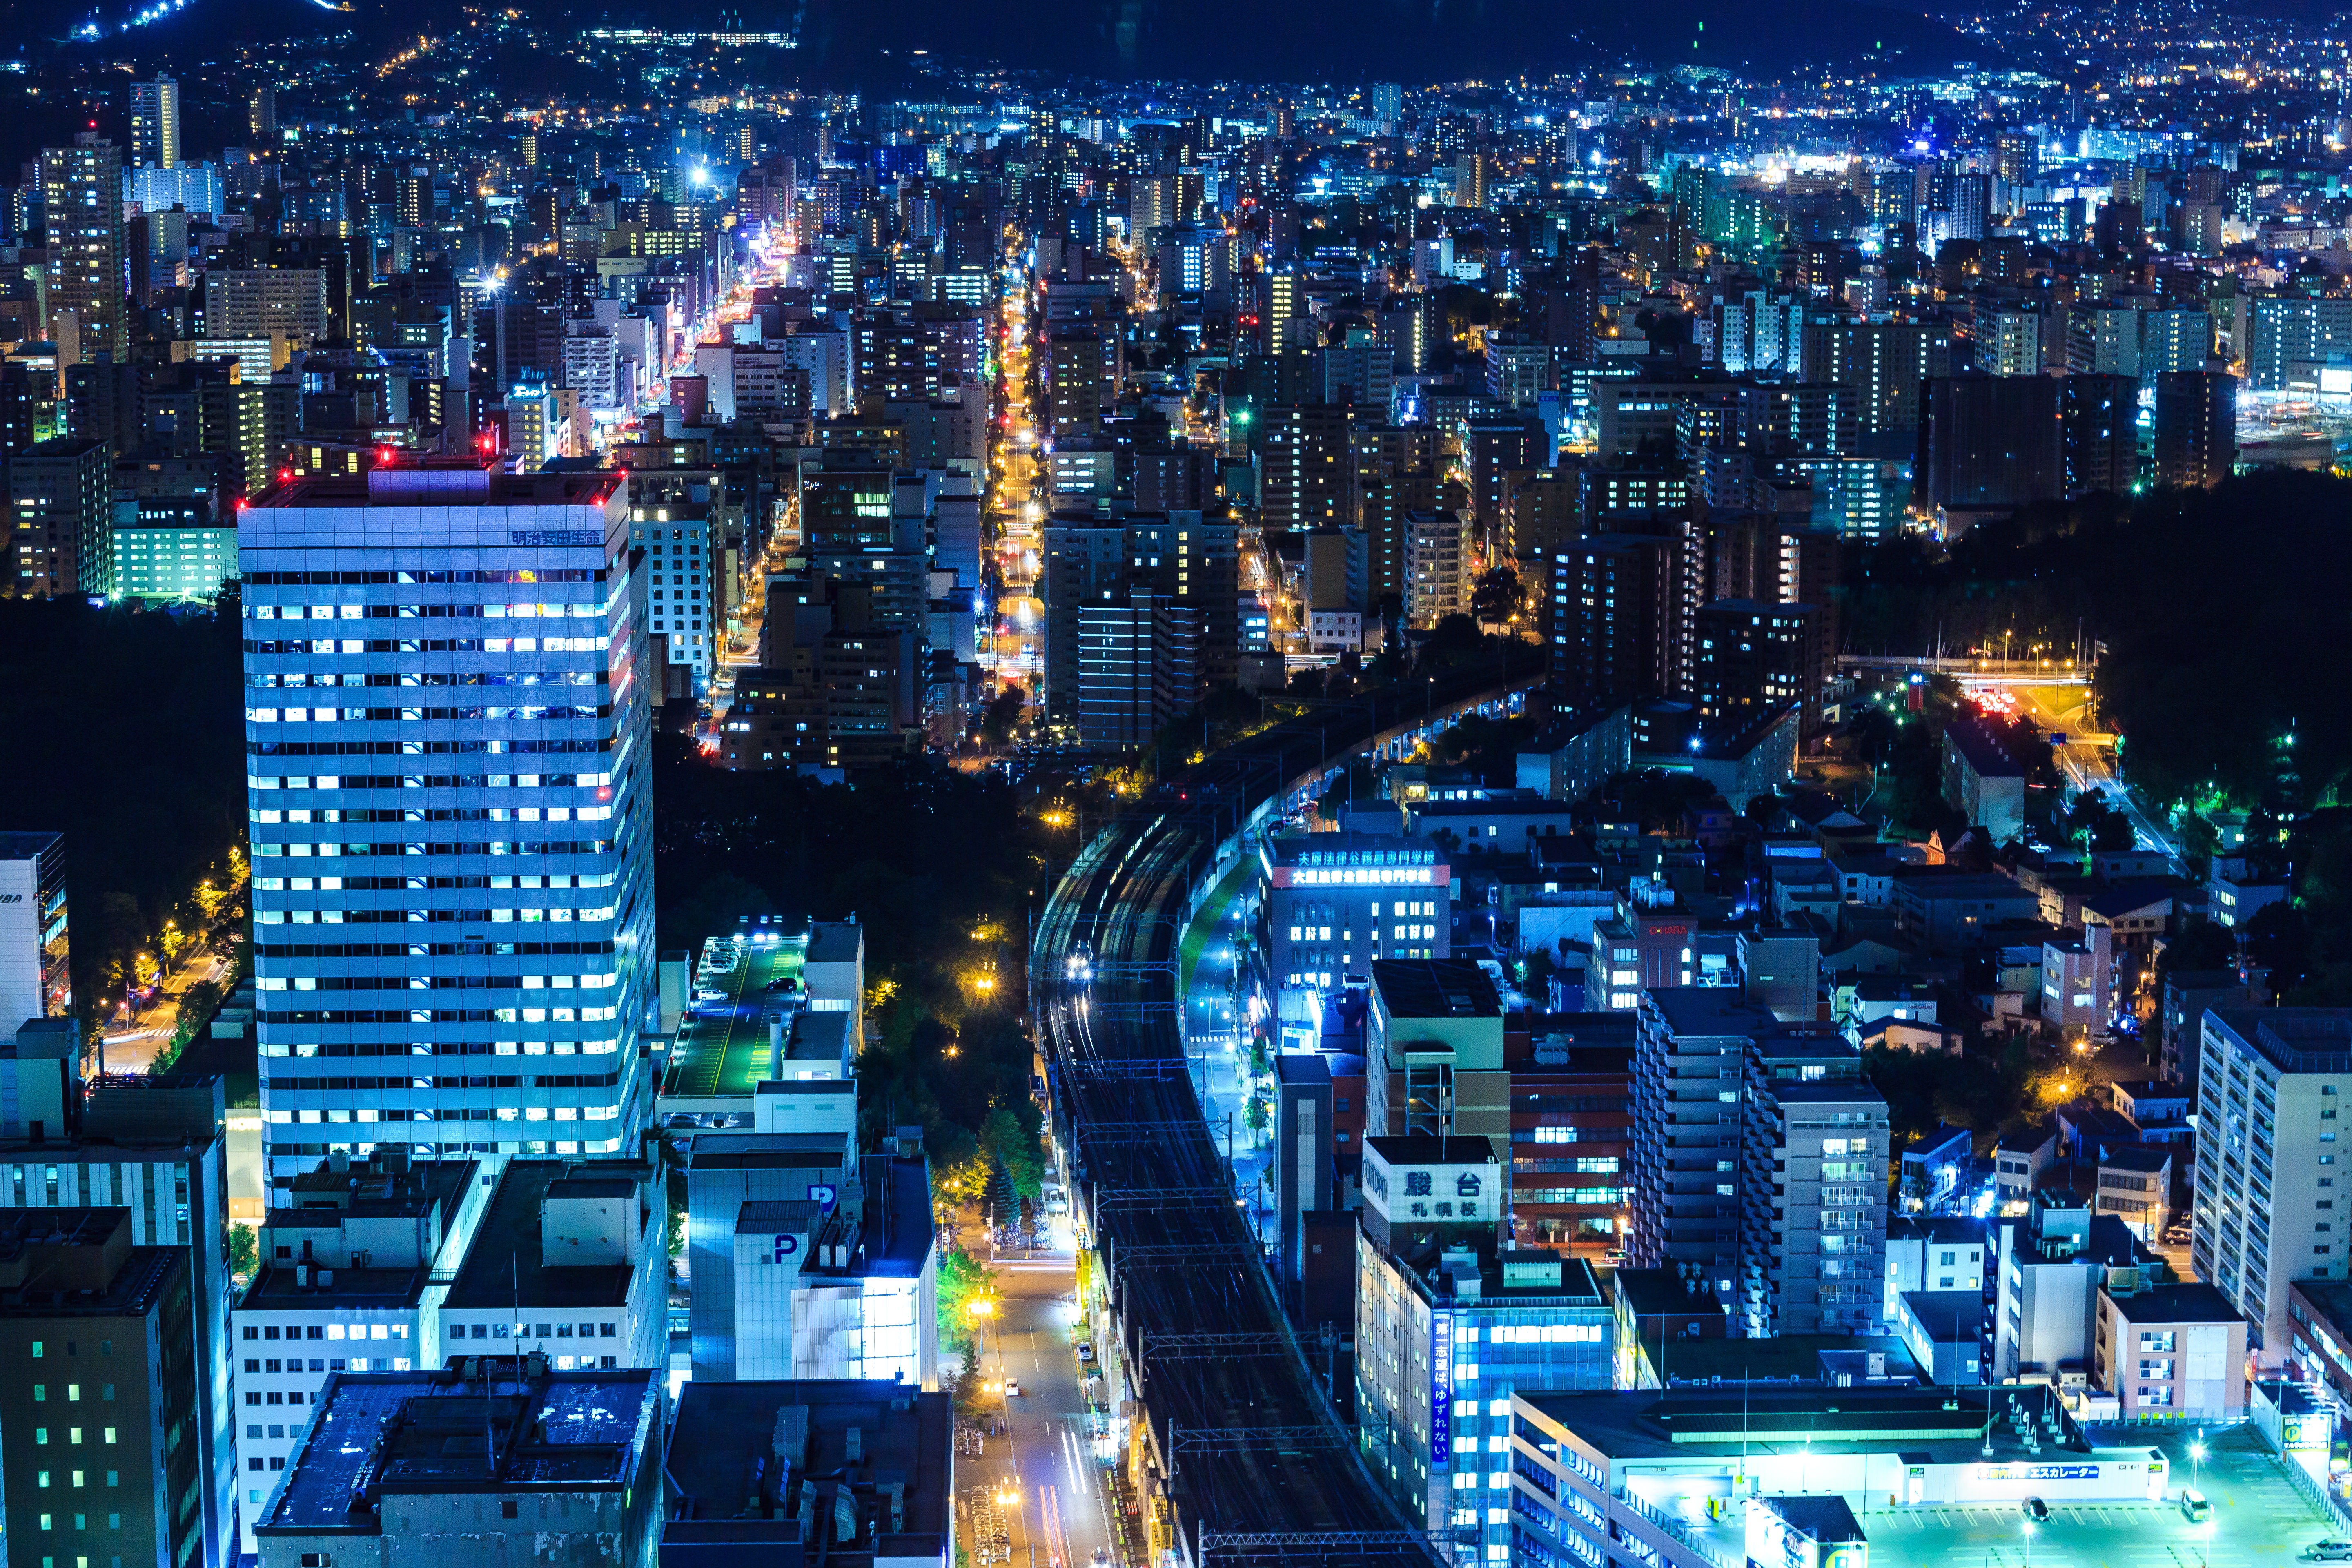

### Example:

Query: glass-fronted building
xmin=237 ymin=459 xmax=655 ymax=1182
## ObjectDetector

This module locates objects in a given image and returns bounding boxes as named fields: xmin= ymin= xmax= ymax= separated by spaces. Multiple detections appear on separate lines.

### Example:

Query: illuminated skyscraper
xmin=237 ymin=459 xmax=656 ymax=1182
xmin=129 ymin=73 xmax=180 ymax=169
xmin=39 ymin=135 xmax=128 ymax=360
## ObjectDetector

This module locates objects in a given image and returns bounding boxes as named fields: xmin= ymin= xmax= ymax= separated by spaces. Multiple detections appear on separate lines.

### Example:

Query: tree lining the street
xmin=650 ymin=734 xmax=1046 ymax=1183
xmin=0 ymin=594 xmax=248 ymax=1038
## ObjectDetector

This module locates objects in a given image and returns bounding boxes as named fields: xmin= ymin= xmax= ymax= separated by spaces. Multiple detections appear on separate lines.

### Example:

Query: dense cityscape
xmin=3 ymin=2 xmax=2352 ymax=1567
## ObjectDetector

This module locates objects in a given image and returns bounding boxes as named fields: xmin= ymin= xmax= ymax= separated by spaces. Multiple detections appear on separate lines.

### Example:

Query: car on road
xmin=2301 ymin=1542 xmax=2352 ymax=1561
xmin=1003 ymin=1380 xmax=1020 ymax=1397
xmin=2021 ymin=1497 xmax=2050 ymax=1523
xmin=1600 ymin=1250 xmax=1627 ymax=1269
xmin=2180 ymin=1489 xmax=2210 ymax=1523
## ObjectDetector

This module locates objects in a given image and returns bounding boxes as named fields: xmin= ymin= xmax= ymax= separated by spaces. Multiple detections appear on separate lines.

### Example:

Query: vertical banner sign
xmin=1430 ymin=1309 xmax=1455 ymax=1454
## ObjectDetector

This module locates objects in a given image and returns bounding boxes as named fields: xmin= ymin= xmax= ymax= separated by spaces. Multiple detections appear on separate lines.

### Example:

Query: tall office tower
xmin=247 ymin=84 xmax=277 ymax=143
xmin=40 ymin=136 xmax=129 ymax=361
xmin=129 ymin=74 xmax=181 ymax=169
xmin=2153 ymin=369 xmax=2238 ymax=490
xmin=0 ymin=831 xmax=69 ymax=1026
xmin=237 ymin=459 xmax=655 ymax=1183
xmin=2194 ymin=1009 xmax=2352 ymax=1364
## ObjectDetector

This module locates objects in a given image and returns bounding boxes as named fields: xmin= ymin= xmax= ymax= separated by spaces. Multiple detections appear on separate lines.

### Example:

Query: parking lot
xmin=1665 ymin=1427 xmax=2338 ymax=1568
xmin=1859 ymin=1429 xmax=2338 ymax=1568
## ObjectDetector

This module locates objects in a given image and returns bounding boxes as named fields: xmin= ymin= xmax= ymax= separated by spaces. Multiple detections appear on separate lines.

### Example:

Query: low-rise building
xmin=1993 ymin=1196 xmax=2147 ymax=1385
xmin=1898 ymin=1126 xmax=1975 ymax=1214
xmin=1892 ymin=868 xmax=2041 ymax=951
xmin=1884 ymin=1214 xmax=1987 ymax=1325
xmin=2093 ymin=1145 xmax=2172 ymax=1241
xmin=1406 ymin=796 xmax=1580 ymax=856
xmin=229 ymin=1152 xmax=492 ymax=1551
xmin=1515 ymin=705 xmax=1633 ymax=804
xmin=437 ymin=1158 xmax=667 ymax=1376
xmin=1992 ymin=1123 xmax=2058 ymax=1210
xmin=2041 ymin=924 xmax=2114 ymax=1040
xmin=1940 ymin=717 xmax=2027 ymax=842
xmin=2093 ymin=1281 xmax=2248 ymax=1418
xmin=251 ymin=1367 xmax=663 ymax=1568
xmin=1508 ymin=1383 xmax=2170 ymax=1568
xmin=660 ymin=1377 xmax=955 ymax=1564
xmin=1897 ymin=1289 xmax=1987 ymax=1383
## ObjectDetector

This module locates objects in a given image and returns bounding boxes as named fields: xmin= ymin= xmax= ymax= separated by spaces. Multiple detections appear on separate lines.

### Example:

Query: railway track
xmin=1027 ymin=659 xmax=1541 ymax=1568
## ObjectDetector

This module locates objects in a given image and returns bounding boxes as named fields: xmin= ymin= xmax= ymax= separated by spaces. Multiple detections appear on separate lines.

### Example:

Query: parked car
xmin=2300 ymin=1541 xmax=2352 ymax=1561
xmin=2180 ymin=1489 xmax=2211 ymax=1523
xmin=1077 ymin=1341 xmax=1095 ymax=1361
xmin=2021 ymin=1497 xmax=2050 ymax=1523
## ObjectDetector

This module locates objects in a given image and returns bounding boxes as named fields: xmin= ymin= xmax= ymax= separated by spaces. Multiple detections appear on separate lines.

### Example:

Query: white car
xmin=1003 ymin=1380 xmax=1021 ymax=1397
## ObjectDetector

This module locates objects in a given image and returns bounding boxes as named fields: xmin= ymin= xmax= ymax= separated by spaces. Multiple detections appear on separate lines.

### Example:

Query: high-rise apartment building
xmin=201 ymin=268 xmax=330 ymax=349
xmin=1692 ymin=599 xmax=1824 ymax=736
xmin=8 ymin=436 xmax=114 ymax=597
xmin=2153 ymin=369 xmax=2237 ymax=490
xmin=129 ymin=74 xmax=181 ymax=169
xmin=237 ymin=460 xmax=656 ymax=1181
xmin=2194 ymin=1009 xmax=2352 ymax=1365
xmin=1629 ymin=990 xmax=1889 ymax=1335
xmin=2060 ymin=373 xmax=2139 ymax=497
xmin=1548 ymin=532 xmax=1683 ymax=703
xmin=0 ymin=831 xmax=69 ymax=1027
xmin=40 ymin=136 xmax=128 ymax=361
xmin=1800 ymin=318 xmax=1951 ymax=434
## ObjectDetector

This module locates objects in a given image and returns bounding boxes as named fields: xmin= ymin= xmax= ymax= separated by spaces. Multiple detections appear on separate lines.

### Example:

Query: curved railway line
xmin=1027 ymin=658 xmax=1542 ymax=1568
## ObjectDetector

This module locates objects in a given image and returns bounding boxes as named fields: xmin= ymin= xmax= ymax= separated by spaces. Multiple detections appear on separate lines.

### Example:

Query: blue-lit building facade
xmin=1356 ymin=1134 xmax=1614 ymax=1568
xmin=1258 ymin=831 xmax=1450 ymax=1049
xmin=238 ymin=459 xmax=656 ymax=1181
